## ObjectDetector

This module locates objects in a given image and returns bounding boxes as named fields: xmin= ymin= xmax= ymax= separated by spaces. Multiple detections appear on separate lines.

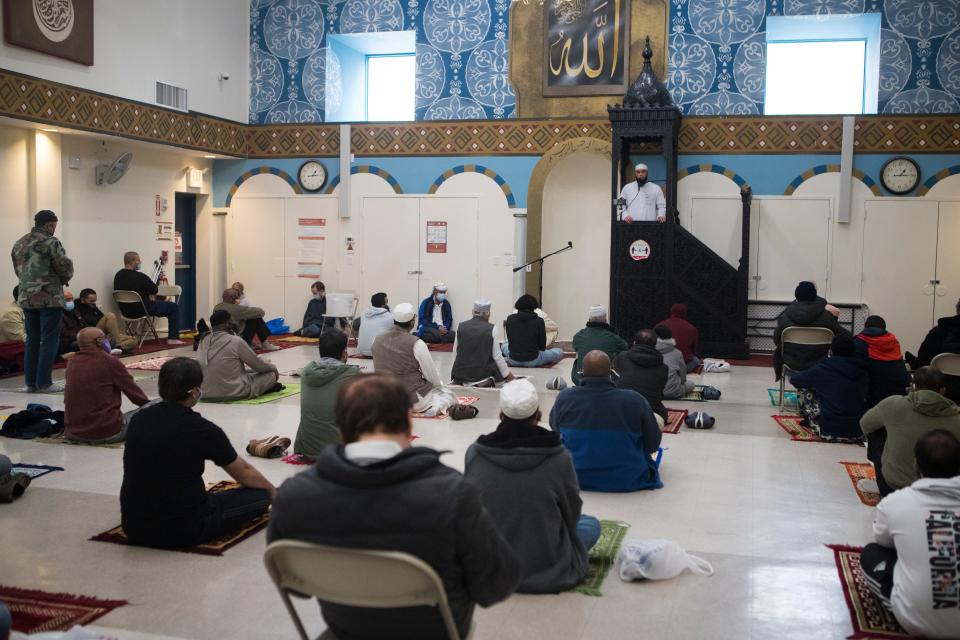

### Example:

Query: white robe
xmin=619 ymin=180 xmax=666 ymax=221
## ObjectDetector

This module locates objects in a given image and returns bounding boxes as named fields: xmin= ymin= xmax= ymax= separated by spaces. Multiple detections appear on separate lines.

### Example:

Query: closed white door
xmin=689 ymin=195 xmax=743 ymax=270
xmin=228 ymin=197 xmax=286 ymax=321
xmin=418 ymin=196 xmax=480 ymax=327
xmin=934 ymin=201 xmax=960 ymax=322
xmin=754 ymin=197 xmax=831 ymax=300
xmin=361 ymin=196 xmax=421 ymax=309
xmin=862 ymin=199 xmax=939 ymax=352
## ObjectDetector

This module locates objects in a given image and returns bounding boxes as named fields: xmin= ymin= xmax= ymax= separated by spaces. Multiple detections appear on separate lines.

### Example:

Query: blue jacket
xmin=548 ymin=377 xmax=662 ymax=492
xmin=416 ymin=297 xmax=453 ymax=337
xmin=790 ymin=355 xmax=867 ymax=440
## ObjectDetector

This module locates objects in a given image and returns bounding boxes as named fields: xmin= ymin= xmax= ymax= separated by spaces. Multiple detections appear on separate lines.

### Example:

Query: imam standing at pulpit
xmin=618 ymin=164 xmax=666 ymax=223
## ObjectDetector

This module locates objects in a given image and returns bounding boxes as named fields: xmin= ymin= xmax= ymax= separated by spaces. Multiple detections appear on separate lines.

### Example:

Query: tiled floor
xmin=0 ymin=346 xmax=877 ymax=639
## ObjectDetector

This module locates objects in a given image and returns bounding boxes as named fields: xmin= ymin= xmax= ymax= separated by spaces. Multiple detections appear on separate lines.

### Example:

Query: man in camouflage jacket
xmin=11 ymin=210 xmax=74 ymax=392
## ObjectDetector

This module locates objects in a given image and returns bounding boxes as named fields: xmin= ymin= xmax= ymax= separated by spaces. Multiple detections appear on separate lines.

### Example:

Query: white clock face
xmin=882 ymin=158 xmax=919 ymax=194
xmin=299 ymin=161 xmax=326 ymax=192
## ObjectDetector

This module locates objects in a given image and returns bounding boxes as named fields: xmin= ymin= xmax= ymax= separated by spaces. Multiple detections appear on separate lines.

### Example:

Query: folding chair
xmin=321 ymin=291 xmax=359 ymax=338
xmin=930 ymin=353 xmax=960 ymax=376
xmin=113 ymin=290 xmax=160 ymax=348
xmin=779 ymin=326 xmax=834 ymax=410
xmin=157 ymin=284 xmax=182 ymax=305
xmin=263 ymin=540 xmax=470 ymax=640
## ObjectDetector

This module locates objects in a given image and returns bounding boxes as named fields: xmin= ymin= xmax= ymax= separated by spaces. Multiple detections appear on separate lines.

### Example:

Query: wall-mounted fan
xmin=95 ymin=151 xmax=133 ymax=185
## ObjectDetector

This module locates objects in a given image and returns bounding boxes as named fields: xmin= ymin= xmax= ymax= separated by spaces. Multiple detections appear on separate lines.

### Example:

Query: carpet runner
xmin=841 ymin=461 xmax=881 ymax=507
xmin=0 ymin=585 xmax=126 ymax=633
xmin=569 ymin=520 xmax=630 ymax=596
xmin=827 ymin=545 xmax=910 ymax=639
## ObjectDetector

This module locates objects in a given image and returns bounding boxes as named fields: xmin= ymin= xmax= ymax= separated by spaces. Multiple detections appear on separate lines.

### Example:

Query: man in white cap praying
xmin=618 ymin=163 xmax=666 ymax=223
xmin=372 ymin=302 xmax=444 ymax=402
xmin=416 ymin=281 xmax=455 ymax=344
xmin=451 ymin=299 xmax=515 ymax=387
xmin=570 ymin=304 xmax=628 ymax=386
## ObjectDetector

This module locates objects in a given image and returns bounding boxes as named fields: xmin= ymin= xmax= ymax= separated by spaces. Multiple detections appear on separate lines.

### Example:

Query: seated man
xmin=58 ymin=290 xmax=85 ymax=355
xmin=549 ymin=351 xmax=662 ymax=492
xmin=614 ymin=329 xmax=668 ymax=426
xmin=773 ymin=281 xmax=846 ymax=380
xmin=268 ymin=374 xmax=520 ymax=640
xmin=906 ymin=297 xmax=960 ymax=404
xmin=861 ymin=366 xmax=960 ymax=496
xmin=197 ymin=310 xmax=281 ymax=401
xmin=294 ymin=328 xmax=362 ymax=457
xmin=570 ymin=305 xmax=628 ymax=386
xmin=789 ymin=334 xmax=866 ymax=442
xmin=451 ymin=299 xmax=514 ymax=385
xmin=76 ymin=288 xmax=136 ymax=352
xmin=231 ymin=281 xmax=249 ymax=306
xmin=0 ymin=286 xmax=25 ymax=343
xmin=466 ymin=379 xmax=596 ymax=593
xmin=64 ymin=327 xmax=150 ymax=444
xmin=655 ymin=303 xmax=700 ymax=372
xmin=356 ymin=292 xmax=393 ymax=356
xmin=854 ymin=315 xmax=910 ymax=409
xmin=121 ymin=357 xmax=275 ymax=549
xmin=113 ymin=251 xmax=183 ymax=344
xmin=502 ymin=294 xmax=564 ymax=368
xmin=212 ymin=287 xmax=279 ymax=352
xmin=371 ymin=302 xmax=443 ymax=402
xmin=298 ymin=281 xmax=344 ymax=337
xmin=860 ymin=430 xmax=960 ymax=639
xmin=655 ymin=325 xmax=696 ymax=400
xmin=416 ymin=282 xmax=455 ymax=344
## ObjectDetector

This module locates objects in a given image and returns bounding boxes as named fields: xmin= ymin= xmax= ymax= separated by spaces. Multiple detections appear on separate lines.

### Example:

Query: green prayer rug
xmin=570 ymin=520 xmax=630 ymax=597
xmin=767 ymin=388 xmax=798 ymax=407
xmin=221 ymin=383 xmax=301 ymax=405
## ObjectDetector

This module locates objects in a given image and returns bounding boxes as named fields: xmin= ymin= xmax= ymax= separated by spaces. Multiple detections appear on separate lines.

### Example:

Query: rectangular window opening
xmin=366 ymin=54 xmax=416 ymax=122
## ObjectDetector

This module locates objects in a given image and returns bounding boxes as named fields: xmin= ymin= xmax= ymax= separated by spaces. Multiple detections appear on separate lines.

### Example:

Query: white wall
xmin=0 ymin=126 xmax=31 ymax=299
xmin=0 ymin=0 xmax=249 ymax=123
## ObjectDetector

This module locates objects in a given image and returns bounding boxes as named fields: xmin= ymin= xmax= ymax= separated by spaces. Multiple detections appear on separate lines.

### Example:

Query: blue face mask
xmin=64 ymin=301 xmax=75 ymax=311
xmin=436 ymin=293 xmax=446 ymax=302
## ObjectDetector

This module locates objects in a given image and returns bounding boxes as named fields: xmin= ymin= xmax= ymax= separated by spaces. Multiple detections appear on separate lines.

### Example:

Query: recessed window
xmin=366 ymin=54 xmax=415 ymax=122
xmin=765 ymin=40 xmax=866 ymax=115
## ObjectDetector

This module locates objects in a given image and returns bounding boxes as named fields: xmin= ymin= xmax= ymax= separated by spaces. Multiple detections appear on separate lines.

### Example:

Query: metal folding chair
xmin=779 ymin=326 xmax=834 ymax=410
xmin=112 ymin=290 xmax=160 ymax=348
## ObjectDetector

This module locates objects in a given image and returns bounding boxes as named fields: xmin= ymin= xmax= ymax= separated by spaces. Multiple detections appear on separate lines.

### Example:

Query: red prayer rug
xmin=663 ymin=409 xmax=688 ymax=434
xmin=125 ymin=356 xmax=173 ymax=371
xmin=0 ymin=585 xmax=126 ymax=633
xmin=426 ymin=342 xmax=454 ymax=352
xmin=771 ymin=415 xmax=864 ymax=445
xmin=840 ymin=461 xmax=881 ymax=507
xmin=826 ymin=545 xmax=910 ymax=639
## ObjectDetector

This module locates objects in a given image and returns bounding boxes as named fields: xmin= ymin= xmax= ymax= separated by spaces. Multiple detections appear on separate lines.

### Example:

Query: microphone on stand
xmin=567 ymin=241 xmax=573 ymax=249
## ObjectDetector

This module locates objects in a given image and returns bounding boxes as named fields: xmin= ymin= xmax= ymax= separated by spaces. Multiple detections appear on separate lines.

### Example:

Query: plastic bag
xmin=702 ymin=358 xmax=731 ymax=373
xmin=266 ymin=317 xmax=290 ymax=334
xmin=413 ymin=387 xmax=459 ymax=417
xmin=615 ymin=538 xmax=715 ymax=582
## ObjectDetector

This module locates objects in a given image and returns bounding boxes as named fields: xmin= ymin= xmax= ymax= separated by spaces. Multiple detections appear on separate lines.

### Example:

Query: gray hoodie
xmin=465 ymin=422 xmax=588 ymax=593
xmin=357 ymin=306 xmax=394 ymax=356
xmin=873 ymin=476 xmax=960 ymax=638
xmin=656 ymin=338 xmax=687 ymax=398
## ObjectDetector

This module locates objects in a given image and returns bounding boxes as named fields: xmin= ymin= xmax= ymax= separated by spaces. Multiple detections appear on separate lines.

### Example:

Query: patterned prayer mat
xmin=570 ymin=520 xmax=630 ymax=597
xmin=771 ymin=415 xmax=864 ymax=446
xmin=680 ymin=385 xmax=705 ymax=401
xmin=220 ymin=383 xmax=301 ymax=405
xmin=125 ymin=356 xmax=174 ymax=371
xmin=348 ymin=353 xmax=373 ymax=360
xmin=840 ymin=461 xmax=881 ymax=507
xmin=0 ymin=585 xmax=127 ymax=633
xmin=412 ymin=396 xmax=480 ymax=420
xmin=663 ymin=409 xmax=688 ymax=434
xmin=90 ymin=481 xmax=269 ymax=556
xmin=826 ymin=545 xmax=910 ymax=639
xmin=32 ymin=435 xmax=123 ymax=449
xmin=281 ymin=453 xmax=315 ymax=465
xmin=426 ymin=342 xmax=454 ymax=352
xmin=11 ymin=463 xmax=63 ymax=479
xmin=768 ymin=388 xmax=799 ymax=408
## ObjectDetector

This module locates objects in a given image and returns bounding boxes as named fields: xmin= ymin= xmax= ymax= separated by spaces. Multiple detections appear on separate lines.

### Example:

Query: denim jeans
xmin=500 ymin=344 xmax=564 ymax=367
xmin=23 ymin=307 xmax=62 ymax=389
xmin=148 ymin=300 xmax=180 ymax=339
xmin=576 ymin=515 xmax=601 ymax=551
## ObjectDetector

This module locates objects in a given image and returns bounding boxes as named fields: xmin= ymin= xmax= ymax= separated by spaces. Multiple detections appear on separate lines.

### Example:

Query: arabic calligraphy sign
xmin=543 ymin=0 xmax=629 ymax=96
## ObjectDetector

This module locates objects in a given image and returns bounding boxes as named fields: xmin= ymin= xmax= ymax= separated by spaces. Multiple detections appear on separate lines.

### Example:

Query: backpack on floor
xmin=0 ymin=403 xmax=65 ymax=439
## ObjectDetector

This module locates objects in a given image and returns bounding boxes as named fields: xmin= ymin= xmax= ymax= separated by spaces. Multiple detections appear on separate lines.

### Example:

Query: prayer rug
xmin=771 ymin=415 xmax=864 ymax=446
xmin=271 ymin=335 xmax=318 ymax=344
xmin=768 ymin=388 xmax=799 ymax=407
xmin=426 ymin=342 xmax=454 ymax=352
xmin=0 ymin=585 xmax=127 ymax=633
xmin=826 ymin=545 xmax=910 ymax=639
xmin=412 ymin=396 xmax=480 ymax=420
xmin=282 ymin=453 xmax=315 ymax=465
xmin=727 ymin=354 xmax=774 ymax=367
xmin=680 ymin=385 xmax=705 ymax=401
xmin=125 ymin=356 xmax=173 ymax=371
xmin=663 ymin=409 xmax=688 ymax=434
xmin=11 ymin=463 xmax=63 ymax=479
xmin=131 ymin=340 xmax=191 ymax=356
xmin=221 ymin=383 xmax=301 ymax=405
xmin=0 ymin=405 xmax=14 ymax=410
xmin=90 ymin=481 xmax=269 ymax=556
xmin=841 ymin=461 xmax=881 ymax=507
xmin=348 ymin=353 xmax=373 ymax=360
xmin=570 ymin=520 xmax=630 ymax=597
xmin=32 ymin=435 xmax=123 ymax=449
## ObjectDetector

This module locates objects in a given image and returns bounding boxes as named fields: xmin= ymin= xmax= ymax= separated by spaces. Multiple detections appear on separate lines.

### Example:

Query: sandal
xmin=450 ymin=404 xmax=479 ymax=421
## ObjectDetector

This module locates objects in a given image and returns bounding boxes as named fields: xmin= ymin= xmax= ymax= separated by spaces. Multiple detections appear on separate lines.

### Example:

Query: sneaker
xmin=110 ymin=348 xmax=123 ymax=356
xmin=258 ymin=341 xmax=280 ymax=352
xmin=36 ymin=383 xmax=65 ymax=393
xmin=857 ymin=478 xmax=880 ymax=495
xmin=166 ymin=339 xmax=186 ymax=345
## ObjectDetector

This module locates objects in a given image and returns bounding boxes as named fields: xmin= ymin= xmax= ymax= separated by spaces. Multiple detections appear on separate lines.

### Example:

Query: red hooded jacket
xmin=656 ymin=304 xmax=698 ymax=363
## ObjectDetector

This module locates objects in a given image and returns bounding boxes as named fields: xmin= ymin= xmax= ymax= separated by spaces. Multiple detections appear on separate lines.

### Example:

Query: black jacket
xmin=909 ymin=315 xmax=960 ymax=404
xmin=503 ymin=311 xmax=546 ymax=363
xmin=267 ymin=445 xmax=520 ymax=640
xmin=76 ymin=302 xmax=104 ymax=329
xmin=613 ymin=344 xmax=668 ymax=421
xmin=773 ymin=298 xmax=847 ymax=379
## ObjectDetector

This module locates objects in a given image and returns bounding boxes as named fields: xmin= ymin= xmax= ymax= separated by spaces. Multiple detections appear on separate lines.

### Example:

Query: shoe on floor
xmin=36 ymin=383 xmax=65 ymax=394
xmin=463 ymin=377 xmax=496 ymax=389
xmin=110 ymin=348 xmax=123 ymax=356
xmin=258 ymin=341 xmax=280 ymax=352
xmin=267 ymin=382 xmax=286 ymax=394
xmin=450 ymin=404 xmax=479 ymax=421
xmin=246 ymin=436 xmax=291 ymax=459
xmin=166 ymin=339 xmax=186 ymax=345
xmin=0 ymin=472 xmax=31 ymax=503
xmin=857 ymin=478 xmax=880 ymax=495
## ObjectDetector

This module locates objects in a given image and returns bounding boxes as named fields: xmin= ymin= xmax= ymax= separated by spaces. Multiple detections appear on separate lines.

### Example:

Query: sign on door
xmin=426 ymin=220 xmax=447 ymax=253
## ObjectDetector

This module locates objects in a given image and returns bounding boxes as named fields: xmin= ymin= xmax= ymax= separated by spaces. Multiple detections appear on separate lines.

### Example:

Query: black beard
xmin=636 ymin=177 xmax=647 ymax=186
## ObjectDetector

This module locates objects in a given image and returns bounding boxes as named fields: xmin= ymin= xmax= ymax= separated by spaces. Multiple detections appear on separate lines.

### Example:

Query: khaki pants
xmin=655 ymin=413 xmax=665 ymax=430
xmin=248 ymin=370 xmax=279 ymax=398
xmin=97 ymin=313 xmax=137 ymax=351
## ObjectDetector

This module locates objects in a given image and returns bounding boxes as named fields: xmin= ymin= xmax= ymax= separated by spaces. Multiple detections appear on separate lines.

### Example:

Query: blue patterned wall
xmin=668 ymin=0 xmax=960 ymax=115
xmin=249 ymin=0 xmax=516 ymax=123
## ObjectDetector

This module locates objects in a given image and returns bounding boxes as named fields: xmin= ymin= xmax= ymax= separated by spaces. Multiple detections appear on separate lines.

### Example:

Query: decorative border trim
xmin=324 ymin=165 xmax=403 ymax=194
xmin=225 ymin=166 xmax=302 ymax=206
xmin=916 ymin=165 xmax=960 ymax=197
xmin=427 ymin=164 xmax=516 ymax=207
xmin=783 ymin=164 xmax=882 ymax=196
xmin=678 ymin=163 xmax=749 ymax=188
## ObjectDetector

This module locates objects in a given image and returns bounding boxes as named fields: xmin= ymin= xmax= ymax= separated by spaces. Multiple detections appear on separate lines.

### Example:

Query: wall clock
xmin=880 ymin=157 xmax=920 ymax=195
xmin=298 ymin=160 xmax=327 ymax=192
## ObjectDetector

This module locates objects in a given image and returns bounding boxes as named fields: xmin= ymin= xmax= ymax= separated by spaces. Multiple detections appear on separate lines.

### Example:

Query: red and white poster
xmin=298 ymin=218 xmax=326 ymax=264
xmin=629 ymin=239 xmax=651 ymax=261
xmin=426 ymin=220 xmax=447 ymax=253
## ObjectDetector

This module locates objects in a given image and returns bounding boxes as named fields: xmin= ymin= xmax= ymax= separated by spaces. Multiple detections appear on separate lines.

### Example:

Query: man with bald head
xmin=63 ymin=327 xmax=151 ymax=443
xmin=113 ymin=251 xmax=184 ymax=345
xmin=617 ymin=164 xmax=666 ymax=223
xmin=549 ymin=350 xmax=663 ymax=492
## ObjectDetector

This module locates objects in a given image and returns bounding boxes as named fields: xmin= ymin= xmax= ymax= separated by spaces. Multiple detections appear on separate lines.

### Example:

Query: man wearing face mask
xmin=57 ymin=290 xmax=87 ymax=356
xmin=113 ymin=251 xmax=184 ymax=345
xmin=298 ymin=281 xmax=344 ymax=337
xmin=416 ymin=282 xmax=455 ymax=344
xmin=617 ymin=164 xmax=666 ymax=223
xmin=76 ymin=288 xmax=137 ymax=352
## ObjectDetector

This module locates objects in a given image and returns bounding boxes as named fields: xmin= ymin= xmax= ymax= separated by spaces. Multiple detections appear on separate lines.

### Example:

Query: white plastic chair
xmin=112 ymin=290 xmax=159 ymax=348
xmin=779 ymin=326 xmax=835 ymax=409
xmin=263 ymin=540 xmax=468 ymax=640
xmin=931 ymin=353 xmax=960 ymax=377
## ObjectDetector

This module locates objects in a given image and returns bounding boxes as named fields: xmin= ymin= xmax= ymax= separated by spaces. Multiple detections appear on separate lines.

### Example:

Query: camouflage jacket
xmin=11 ymin=227 xmax=74 ymax=309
